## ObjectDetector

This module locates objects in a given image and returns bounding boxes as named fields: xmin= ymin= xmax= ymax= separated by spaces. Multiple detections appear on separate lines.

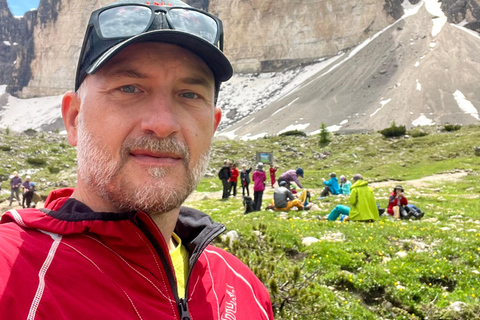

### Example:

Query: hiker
xmin=9 ymin=171 xmax=22 ymax=206
xmin=21 ymin=176 xmax=35 ymax=208
xmin=271 ymin=180 xmax=304 ymax=211
xmin=320 ymin=174 xmax=379 ymax=222
xmin=218 ymin=160 xmax=232 ymax=199
xmin=269 ymin=164 xmax=277 ymax=188
xmin=278 ymin=167 xmax=304 ymax=189
xmin=0 ymin=1 xmax=273 ymax=318
xmin=387 ymin=185 xmax=408 ymax=219
xmin=240 ymin=164 xmax=252 ymax=196
xmin=252 ymin=163 xmax=267 ymax=211
xmin=229 ymin=163 xmax=239 ymax=197
xmin=339 ymin=175 xmax=352 ymax=195
xmin=318 ymin=172 xmax=340 ymax=198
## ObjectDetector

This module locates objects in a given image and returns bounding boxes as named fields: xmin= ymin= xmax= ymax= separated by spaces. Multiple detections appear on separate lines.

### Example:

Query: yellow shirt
xmin=170 ymin=233 xmax=190 ymax=298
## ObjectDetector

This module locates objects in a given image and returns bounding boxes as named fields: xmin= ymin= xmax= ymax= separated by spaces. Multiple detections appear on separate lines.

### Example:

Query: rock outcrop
xmin=441 ymin=0 xmax=480 ymax=32
xmin=2 ymin=0 xmax=401 ymax=97
xmin=0 ymin=0 xmax=479 ymax=98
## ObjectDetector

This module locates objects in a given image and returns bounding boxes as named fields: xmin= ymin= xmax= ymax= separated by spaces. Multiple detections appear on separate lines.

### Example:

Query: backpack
xmin=243 ymin=196 xmax=255 ymax=214
xmin=406 ymin=204 xmax=424 ymax=220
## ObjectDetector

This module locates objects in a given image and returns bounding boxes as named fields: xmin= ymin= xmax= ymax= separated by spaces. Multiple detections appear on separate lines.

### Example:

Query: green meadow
xmin=1 ymin=125 xmax=479 ymax=319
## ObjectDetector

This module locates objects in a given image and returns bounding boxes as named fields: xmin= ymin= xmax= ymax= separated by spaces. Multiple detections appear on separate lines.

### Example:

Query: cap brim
xmin=86 ymin=30 xmax=233 ymax=82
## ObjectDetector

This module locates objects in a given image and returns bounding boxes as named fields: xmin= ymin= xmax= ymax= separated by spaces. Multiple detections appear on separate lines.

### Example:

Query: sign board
xmin=256 ymin=152 xmax=274 ymax=165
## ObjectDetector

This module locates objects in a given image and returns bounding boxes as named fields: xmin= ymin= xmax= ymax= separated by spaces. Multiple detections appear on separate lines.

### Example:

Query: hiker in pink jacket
xmin=252 ymin=163 xmax=267 ymax=211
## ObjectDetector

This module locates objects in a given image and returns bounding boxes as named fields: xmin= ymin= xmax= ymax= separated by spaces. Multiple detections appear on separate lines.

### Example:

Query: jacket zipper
xmin=134 ymin=214 xmax=226 ymax=319
xmin=177 ymin=224 xmax=226 ymax=319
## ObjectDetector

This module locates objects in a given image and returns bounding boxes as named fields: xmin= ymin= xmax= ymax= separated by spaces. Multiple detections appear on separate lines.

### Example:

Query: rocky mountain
xmin=0 ymin=0 xmax=479 ymax=137
xmin=0 ymin=0 xmax=463 ymax=97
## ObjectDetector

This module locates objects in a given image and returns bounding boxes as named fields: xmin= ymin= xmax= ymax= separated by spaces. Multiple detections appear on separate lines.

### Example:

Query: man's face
xmin=67 ymin=43 xmax=221 ymax=214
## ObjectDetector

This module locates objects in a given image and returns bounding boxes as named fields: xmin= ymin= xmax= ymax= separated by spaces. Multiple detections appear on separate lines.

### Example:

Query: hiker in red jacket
xmin=269 ymin=164 xmax=277 ymax=188
xmin=230 ymin=163 xmax=239 ymax=197
xmin=0 ymin=1 xmax=273 ymax=319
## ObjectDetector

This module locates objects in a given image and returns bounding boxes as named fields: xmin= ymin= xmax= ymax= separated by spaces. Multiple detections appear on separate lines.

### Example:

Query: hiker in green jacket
xmin=349 ymin=174 xmax=379 ymax=221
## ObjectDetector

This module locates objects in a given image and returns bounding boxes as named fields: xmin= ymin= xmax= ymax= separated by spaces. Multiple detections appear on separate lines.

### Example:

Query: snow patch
xmin=327 ymin=125 xmax=342 ymax=132
xmin=412 ymin=114 xmax=435 ymax=126
xmin=416 ymin=79 xmax=422 ymax=91
xmin=0 ymin=94 xmax=64 ymax=131
xmin=457 ymin=19 xmax=468 ymax=27
xmin=339 ymin=119 xmax=349 ymax=125
xmin=0 ymin=85 xmax=6 ymax=95
xmin=414 ymin=61 xmax=420 ymax=67
xmin=370 ymin=98 xmax=392 ymax=117
xmin=3 ymin=41 xmax=11 ymax=46
xmin=278 ymin=123 xmax=310 ymax=134
xmin=240 ymin=132 xmax=268 ymax=141
xmin=430 ymin=41 xmax=436 ymax=48
xmin=424 ymin=0 xmax=447 ymax=37
xmin=401 ymin=0 xmax=423 ymax=18
xmin=453 ymin=90 xmax=479 ymax=120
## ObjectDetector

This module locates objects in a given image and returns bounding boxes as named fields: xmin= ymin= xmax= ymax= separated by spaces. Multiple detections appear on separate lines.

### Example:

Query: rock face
xmin=441 ymin=0 xmax=480 ymax=31
xmin=2 ymin=0 xmax=401 ymax=97
xmin=211 ymin=0 xmax=398 ymax=73
xmin=0 ymin=0 xmax=479 ymax=98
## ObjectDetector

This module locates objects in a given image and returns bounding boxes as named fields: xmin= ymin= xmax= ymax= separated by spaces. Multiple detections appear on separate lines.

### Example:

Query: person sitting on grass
xmin=271 ymin=181 xmax=304 ymax=211
xmin=317 ymin=172 xmax=340 ymax=199
xmin=319 ymin=174 xmax=379 ymax=222
xmin=339 ymin=175 xmax=352 ymax=195
xmin=387 ymin=185 xmax=408 ymax=219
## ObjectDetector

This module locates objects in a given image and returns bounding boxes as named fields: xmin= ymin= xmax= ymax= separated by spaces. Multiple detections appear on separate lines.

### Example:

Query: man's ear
xmin=213 ymin=107 xmax=222 ymax=132
xmin=62 ymin=91 xmax=81 ymax=146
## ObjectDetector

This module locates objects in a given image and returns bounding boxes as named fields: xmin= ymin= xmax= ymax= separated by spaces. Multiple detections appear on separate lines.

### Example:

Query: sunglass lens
xmin=169 ymin=9 xmax=217 ymax=44
xmin=99 ymin=6 xmax=152 ymax=38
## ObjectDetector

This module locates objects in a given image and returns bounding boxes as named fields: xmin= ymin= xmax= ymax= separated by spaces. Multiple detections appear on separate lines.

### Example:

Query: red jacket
xmin=230 ymin=168 xmax=239 ymax=182
xmin=0 ymin=189 xmax=273 ymax=320
xmin=387 ymin=192 xmax=408 ymax=215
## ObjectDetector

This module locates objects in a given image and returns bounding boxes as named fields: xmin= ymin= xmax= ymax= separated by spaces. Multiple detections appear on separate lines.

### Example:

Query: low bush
xmin=0 ymin=145 xmax=11 ymax=151
xmin=27 ymin=157 xmax=47 ymax=166
xmin=279 ymin=130 xmax=307 ymax=137
xmin=409 ymin=128 xmax=429 ymax=138
xmin=443 ymin=124 xmax=462 ymax=132
xmin=379 ymin=122 xmax=406 ymax=138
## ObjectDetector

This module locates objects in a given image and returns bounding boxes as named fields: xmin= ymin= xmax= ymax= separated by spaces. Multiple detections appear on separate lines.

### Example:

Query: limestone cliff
xmin=441 ymin=0 xmax=480 ymax=31
xmin=0 ymin=0 xmax=478 ymax=98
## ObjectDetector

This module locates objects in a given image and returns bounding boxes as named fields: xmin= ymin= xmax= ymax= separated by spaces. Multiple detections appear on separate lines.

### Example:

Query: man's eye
xmin=181 ymin=92 xmax=198 ymax=99
xmin=119 ymin=85 xmax=138 ymax=93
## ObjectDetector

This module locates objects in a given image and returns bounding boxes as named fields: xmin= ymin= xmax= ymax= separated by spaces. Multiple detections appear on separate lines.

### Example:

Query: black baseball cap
xmin=75 ymin=0 xmax=233 ymax=91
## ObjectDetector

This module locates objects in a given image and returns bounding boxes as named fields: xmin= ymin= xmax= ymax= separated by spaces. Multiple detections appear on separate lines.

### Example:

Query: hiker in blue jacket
xmin=318 ymin=172 xmax=340 ymax=198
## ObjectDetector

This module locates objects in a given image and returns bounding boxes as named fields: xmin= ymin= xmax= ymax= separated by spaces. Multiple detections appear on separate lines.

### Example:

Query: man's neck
xmin=71 ymin=182 xmax=180 ymax=251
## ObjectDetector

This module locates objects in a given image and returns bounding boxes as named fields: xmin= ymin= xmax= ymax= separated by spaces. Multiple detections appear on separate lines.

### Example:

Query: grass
xmin=1 ymin=124 xmax=480 ymax=319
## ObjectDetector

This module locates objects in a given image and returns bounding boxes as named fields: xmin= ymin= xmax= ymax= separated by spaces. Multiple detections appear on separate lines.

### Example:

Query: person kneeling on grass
xmin=270 ymin=181 xmax=308 ymax=211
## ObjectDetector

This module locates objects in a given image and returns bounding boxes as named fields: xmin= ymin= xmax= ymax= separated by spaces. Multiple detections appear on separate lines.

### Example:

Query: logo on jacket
xmin=221 ymin=284 xmax=237 ymax=320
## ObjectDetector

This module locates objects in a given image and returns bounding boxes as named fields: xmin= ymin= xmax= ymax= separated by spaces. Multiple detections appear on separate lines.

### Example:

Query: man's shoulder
xmin=199 ymin=245 xmax=270 ymax=292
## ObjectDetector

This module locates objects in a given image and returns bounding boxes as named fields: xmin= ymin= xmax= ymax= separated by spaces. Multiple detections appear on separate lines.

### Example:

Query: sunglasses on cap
xmin=75 ymin=2 xmax=231 ymax=90
xmin=89 ymin=4 xmax=223 ymax=48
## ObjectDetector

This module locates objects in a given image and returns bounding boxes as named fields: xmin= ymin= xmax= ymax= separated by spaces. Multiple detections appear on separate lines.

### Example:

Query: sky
xmin=6 ymin=0 xmax=40 ymax=16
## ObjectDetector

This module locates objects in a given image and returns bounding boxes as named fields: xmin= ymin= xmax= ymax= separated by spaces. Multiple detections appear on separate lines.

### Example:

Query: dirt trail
xmin=370 ymin=171 xmax=469 ymax=189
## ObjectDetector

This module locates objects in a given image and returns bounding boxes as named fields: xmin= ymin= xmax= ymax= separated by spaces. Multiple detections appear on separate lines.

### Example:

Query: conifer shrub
xmin=27 ymin=157 xmax=47 ymax=166
xmin=442 ymin=124 xmax=462 ymax=132
xmin=48 ymin=166 xmax=61 ymax=173
xmin=0 ymin=145 xmax=11 ymax=151
xmin=279 ymin=130 xmax=306 ymax=137
xmin=319 ymin=122 xmax=331 ymax=144
xmin=379 ymin=121 xmax=406 ymax=138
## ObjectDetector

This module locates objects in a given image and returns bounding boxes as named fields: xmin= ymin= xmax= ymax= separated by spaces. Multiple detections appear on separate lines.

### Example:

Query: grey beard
xmin=76 ymin=118 xmax=211 ymax=215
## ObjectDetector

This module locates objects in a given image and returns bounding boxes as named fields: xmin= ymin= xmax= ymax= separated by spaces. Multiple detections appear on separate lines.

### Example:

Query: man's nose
xmin=139 ymin=94 xmax=181 ymax=138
